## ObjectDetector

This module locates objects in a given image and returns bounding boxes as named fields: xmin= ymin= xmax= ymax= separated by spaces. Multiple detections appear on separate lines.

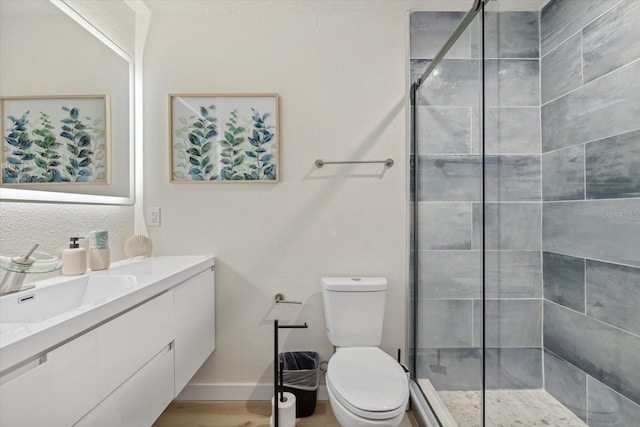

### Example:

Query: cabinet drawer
xmin=0 ymin=357 xmax=53 ymax=427
xmin=50 ymin=292 xmax=174 ymax=425
xmin=75 ymin=345 xmax=175 ymax=427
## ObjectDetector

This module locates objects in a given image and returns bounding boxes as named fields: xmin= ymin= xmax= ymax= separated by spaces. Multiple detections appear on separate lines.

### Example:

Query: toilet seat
xmin=326 ymin=347 xmax=408 ymax=420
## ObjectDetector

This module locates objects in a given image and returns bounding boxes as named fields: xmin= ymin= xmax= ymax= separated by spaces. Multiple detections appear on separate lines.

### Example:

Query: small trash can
xmin=278 ymin=351 xmax=320 ymax=417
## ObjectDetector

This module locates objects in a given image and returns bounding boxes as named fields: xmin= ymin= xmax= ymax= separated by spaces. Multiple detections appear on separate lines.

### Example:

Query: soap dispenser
xmin=61 ymin=237 xmax=87 ymax=276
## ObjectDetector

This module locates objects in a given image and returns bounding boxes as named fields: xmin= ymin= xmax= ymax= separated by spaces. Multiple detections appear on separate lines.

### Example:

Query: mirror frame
xmin=0 ymin=0 xmax=135 ymax=205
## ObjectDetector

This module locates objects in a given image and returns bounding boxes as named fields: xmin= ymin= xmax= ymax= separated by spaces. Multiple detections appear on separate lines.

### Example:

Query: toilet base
xmin=327 ymin=380 xmax=405 ymax=427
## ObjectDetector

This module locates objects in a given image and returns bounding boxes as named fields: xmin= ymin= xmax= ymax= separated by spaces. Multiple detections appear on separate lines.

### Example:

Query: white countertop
xmin=0 ymin=256 xmax=215 ymax=374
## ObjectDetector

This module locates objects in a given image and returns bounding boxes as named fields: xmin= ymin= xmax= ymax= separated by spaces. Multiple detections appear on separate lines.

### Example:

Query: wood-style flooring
xmin=153 ymin=400 xmax=418 ymax=427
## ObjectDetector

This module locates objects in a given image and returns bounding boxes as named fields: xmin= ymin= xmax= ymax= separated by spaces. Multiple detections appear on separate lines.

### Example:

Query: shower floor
xmin=418 ymin=380 xmax=586 ymax=426
xmin=440 ymin=389 xmax=586 ymax=427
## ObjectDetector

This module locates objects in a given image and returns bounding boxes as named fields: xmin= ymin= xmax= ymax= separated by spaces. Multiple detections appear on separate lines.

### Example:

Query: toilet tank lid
xmin=321 ymin=277 xmax=387 ymax=292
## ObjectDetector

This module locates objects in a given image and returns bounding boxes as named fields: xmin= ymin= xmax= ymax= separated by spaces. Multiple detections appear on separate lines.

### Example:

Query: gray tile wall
xmin=411 ymin=10 xmax=543 ymax=392
xmin=544 ymin=301 xmax=640 ymax=405
xmin=544 ymin=350 xmax=588 ymax=422
xmin=588 ymin=377 xmax=640 ymax=427
xmin=541 ymin=0 xmax=640 ymax=420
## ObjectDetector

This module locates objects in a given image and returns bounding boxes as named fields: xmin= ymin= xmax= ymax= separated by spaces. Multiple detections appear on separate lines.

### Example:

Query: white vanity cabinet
xmin=0 ymin=256 xmax=215 ymax=427
xmin=174 ymin=267 xmax=216 ymax=394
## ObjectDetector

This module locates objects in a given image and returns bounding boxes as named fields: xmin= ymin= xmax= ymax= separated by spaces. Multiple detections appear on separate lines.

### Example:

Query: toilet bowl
xmin=321 ymin=277 xmax=409 ymax=427
xmin=326 ymin=347 xmax=409 ymax=427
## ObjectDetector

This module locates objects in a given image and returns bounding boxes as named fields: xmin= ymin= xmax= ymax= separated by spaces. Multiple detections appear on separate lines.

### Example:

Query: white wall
xmin=143 ymin=0 xmax=414 ymax=390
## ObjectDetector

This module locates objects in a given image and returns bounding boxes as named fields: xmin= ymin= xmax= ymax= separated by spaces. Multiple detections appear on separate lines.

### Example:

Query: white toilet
xmin=321 ymin=277 xmax=409 ymax=427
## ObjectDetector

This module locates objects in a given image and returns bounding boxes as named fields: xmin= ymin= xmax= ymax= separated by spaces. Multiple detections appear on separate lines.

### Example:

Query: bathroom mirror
xmin=0 ymin=0 xmax=134 ymax=205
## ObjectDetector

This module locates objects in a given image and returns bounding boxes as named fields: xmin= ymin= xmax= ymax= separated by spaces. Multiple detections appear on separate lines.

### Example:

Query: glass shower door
xmin=479 ymin=5 xmax=547 ymax=425
xmin=410 ymin=7 xmax=485 ymax=426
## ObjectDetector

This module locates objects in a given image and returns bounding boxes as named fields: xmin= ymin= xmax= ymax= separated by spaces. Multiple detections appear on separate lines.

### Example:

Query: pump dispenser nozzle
xmin=69 ymin=237 xmax=84 ymax=249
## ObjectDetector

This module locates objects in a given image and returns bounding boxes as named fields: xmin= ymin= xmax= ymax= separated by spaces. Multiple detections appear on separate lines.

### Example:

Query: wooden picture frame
xmin=1 ymin=95 xmax=110 ymax=185
xmin=169 ymin=93 xmax=279 ymax=183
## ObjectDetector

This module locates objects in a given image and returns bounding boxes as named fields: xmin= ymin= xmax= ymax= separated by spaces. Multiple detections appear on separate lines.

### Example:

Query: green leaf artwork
xmin=171 ymin=95 xmax=278 ymax=182
xmin=1 ymin=97 xmax=108 ymax=184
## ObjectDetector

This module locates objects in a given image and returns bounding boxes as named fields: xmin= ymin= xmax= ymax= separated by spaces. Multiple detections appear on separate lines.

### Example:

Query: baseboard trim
xmin=176 ymin=383 xmax=329 ymax=401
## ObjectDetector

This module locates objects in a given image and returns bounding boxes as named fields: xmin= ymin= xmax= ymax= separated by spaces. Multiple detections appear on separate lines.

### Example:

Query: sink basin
xmin=0 ymin=274 xmax=136 ymax=325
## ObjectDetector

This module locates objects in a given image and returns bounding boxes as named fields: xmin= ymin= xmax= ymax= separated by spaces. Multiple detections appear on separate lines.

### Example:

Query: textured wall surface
xmin=64 ymin=0 xmax=135 ymax=57
xmin=0 ymin=202 xmax=133 ymax=281
xmin=142 ymin=0 xmax=415 ymax=391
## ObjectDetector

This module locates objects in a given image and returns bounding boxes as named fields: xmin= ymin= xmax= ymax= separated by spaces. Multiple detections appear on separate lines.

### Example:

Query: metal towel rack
xmin=314 ymin=158 xmax=394 ymax=168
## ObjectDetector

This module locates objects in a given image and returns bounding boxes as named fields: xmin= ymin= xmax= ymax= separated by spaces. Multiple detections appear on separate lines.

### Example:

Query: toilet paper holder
xmin=274 ymin=319 xmax=308 ymax=426
xmin=274 ymin=293 xmax=302 ymax=304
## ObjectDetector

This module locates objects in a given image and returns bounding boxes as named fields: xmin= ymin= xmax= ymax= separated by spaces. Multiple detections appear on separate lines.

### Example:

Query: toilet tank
xmin=321 ymin=277 xmax=387 ymax=347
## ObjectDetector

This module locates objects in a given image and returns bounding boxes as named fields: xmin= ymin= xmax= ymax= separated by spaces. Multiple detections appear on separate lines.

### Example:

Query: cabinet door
xmin=75 ymin=345 xmax=174 ymax=427
xmin=0 ymin=357 xmax=53 ymax=427
xmin=174 ymin=267 xmax=215 ymax=395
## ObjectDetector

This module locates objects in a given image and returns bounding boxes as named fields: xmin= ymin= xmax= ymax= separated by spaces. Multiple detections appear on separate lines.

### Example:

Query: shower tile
xmin=588 ymin=377 xmax=640 ymax=426
xmin=472 ymin=12 xmax=540 ymax=59
xmin=417 ymin=348 xmax=542 ymax=391
xmin=544 ymin=350 xmax=588 ymax=422
xmin=473 ymin=203 xmax=542 ymax=251
xmin=415 ymin=107 xmax=471 ymax=154
xmin=473 ymin=299 xmax=542 ymax=347
xmin=586 ymin=260 xmax=640 ymax=336
xmin=540 ymin=0 xmax=620 ymax=56
xmin=418 ymin=251 xmax=481 ymax=299
xmin=416 ymin=59 xmax=481 ymax=107
xmin=417 ymin=300 xmax=473 ymax=348
xmin=410 ymin=59 xmax=430 ymax=86
xmin=544 ymin=301 xmax=640 ymax=405
xmin=410 ymin=12 xmax=470 ymax=60
xmin=543 ymin=252 xmax=585 ymax=313
xmin=542 ymin=145 xmax=585 ymax=201
xmin=541 ymin=59 xmax=640 ymax=152
xmin=485 ymin=251 xmax=542 ymax=298
xmin=481 ymin=107 xmax=541 ymax=155
xmin=416 ymin=348 xmax=482 ymax=391
xmin=541 ymin=33 xmax=582 ymax=104
xmin=484 ymin=348 xmax=543 ymax=389
xmin=586 ymin=129 xmax=640 ymax=199
xmin=484 ymin=155 xmax=541 ymax=202
xmin=583 ymin=0 xmax=640 ymax=84
xmin=417 ymin=155 xmax=481 ymax=202
xmin=542 ymin=199 xmax=640 ymax=267
xmin=484 ymin=59 xmax=540 ymax=107
xmin=418 ymin=203 xmax=472 ymax=250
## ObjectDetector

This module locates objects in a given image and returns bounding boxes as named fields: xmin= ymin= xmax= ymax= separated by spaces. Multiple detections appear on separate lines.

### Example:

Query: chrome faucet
xmin=0 ymin=244 xmax=39 ymax=295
